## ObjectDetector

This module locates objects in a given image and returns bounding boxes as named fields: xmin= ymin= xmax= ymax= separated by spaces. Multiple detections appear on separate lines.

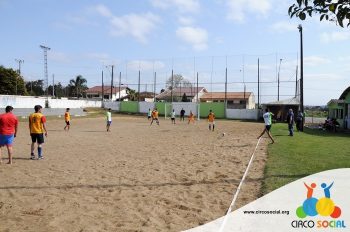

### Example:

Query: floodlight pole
xmin=15 ymin=59 xmax=24 ymax=95
xmin=40 ymin=45 xmax=50 ymax=104
xmin=298 ymin=24 xmax=304 ymax=131
xmin=277 ymin=58 xmax=282 ymax=101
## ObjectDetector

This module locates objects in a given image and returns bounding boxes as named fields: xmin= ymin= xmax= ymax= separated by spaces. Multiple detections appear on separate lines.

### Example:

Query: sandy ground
xmin=0 ymin=115 xmax=268 ymax=232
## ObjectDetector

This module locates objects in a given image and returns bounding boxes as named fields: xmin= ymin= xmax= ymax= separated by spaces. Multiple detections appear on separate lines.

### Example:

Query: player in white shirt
xmin=257 ymin=108 xmax=275 ymax=143
xmin=106 ymin=108 xmax=112 ymax=132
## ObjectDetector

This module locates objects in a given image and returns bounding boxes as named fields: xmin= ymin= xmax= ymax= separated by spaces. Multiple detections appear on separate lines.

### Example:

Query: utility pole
xmin=40 ymin=45 xmax=50 ymax=99
xmin=298 ymin=24 xmax=304 ymax=131
xmin=171 ymin=69 xmax=174 ymax=103
xmin=258 ymin=58 xmax=260 ymax=108
xmin=15 ymin=59 xmax=24 ymax=95
xmin=52 ymin=74 xmax=55 ymax=97
xmin=119 ymin=72 xmax=121 ymax=101
xmin=277 ymin=58 xmax=282 ymax=101
xmin=110 ymin=65 xmax=114 ymax=100
xmin=137 ymin=70 xmax=141 ymax=102
xmin=102 ymin=70 xmax=104 ymax=107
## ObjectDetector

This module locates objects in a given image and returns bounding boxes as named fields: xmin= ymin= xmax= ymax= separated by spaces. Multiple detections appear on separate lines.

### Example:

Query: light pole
xmin=277 ymin=58 xmax=282 ymax=101
xmin=298 ymin=24 xmax=304 ymax=131
xmin=15 ymin=59 xmax=24 ymax=95
xmin=40 ymin=45 xmax=50 ymax=104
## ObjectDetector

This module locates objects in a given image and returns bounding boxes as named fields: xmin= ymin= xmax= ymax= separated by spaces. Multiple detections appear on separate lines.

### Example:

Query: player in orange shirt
xmin=29 ymin=105 xmax=48 ymax=160
xmin=0 ymin=106 xmax=18 ymax=164
xmin=150 ymin=108 xmax=159 ymax=126
xmin=208 ymin=110 xmax=215 ymax=131
xmin=188 ymin=111 xmax=195 ymax=124
xmin=64 ymin=108 xmax=70 ymax=131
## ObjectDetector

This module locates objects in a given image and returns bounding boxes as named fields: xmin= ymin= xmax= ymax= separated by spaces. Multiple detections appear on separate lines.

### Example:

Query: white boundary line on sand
xmin=218 ymin=137 xmax=262 ymax=232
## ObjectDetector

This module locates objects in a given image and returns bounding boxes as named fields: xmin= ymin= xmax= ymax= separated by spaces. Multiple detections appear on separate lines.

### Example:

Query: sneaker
xmin=30 ymin=155 xmax=36 ymax=160
xmin=38 ymin=156 xmax=44 ymax=160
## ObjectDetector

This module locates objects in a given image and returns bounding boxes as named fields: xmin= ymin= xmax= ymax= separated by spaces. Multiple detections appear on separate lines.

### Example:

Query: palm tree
xmin=126 ymin=88 xmax=138 ymax=101
xmin=69 ymin=75 xmax=87 ymax=98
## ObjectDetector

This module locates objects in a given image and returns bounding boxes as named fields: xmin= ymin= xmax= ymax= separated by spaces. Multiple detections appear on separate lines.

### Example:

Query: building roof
xmin=86 ymin=86 xmax=127 ymax=94
xmin=339 ymin=86 xmax=350 ymax=100
xmin=264 ymin=97 xmax=300 ymax=105
xmin=327 ymin=99 xmax=345 ymax=105
xmin=201 ymin=92 xmax=252 ymax=100
xmin=156 ymin=87 xmax=206 ymax=99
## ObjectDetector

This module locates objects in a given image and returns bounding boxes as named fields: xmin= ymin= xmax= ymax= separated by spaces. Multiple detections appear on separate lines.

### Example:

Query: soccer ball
xmin=222 ymin=133 xmax=226 ymax=136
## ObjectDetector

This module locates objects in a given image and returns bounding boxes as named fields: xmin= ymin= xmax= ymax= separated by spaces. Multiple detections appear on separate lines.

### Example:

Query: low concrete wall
xmin=226 ymin=109 xmax=259 ymax=120
xmin=172 ymin=102 xmax=198 ymax=116
xmin=139 ymin=102 xmax=155 ymax=114
xmin=10 ymin=108 xmax=86 ymax=117
xmin=104 ymin=101 xmax=120 ymax=111
xmin=0 ymin=95 xmax=102 ymax=109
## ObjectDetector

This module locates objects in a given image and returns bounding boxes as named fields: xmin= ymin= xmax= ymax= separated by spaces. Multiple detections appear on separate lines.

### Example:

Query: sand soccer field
xmin=0 ymin=115 xmax=268 ymax=232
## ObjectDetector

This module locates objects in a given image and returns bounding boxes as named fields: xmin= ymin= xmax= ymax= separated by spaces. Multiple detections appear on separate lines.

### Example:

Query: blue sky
xmin=1 ymin=0 xmax=349 ymax=105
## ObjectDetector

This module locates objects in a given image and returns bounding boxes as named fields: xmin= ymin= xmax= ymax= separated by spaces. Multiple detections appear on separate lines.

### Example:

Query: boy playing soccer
xmin=106 ymin=108 xmax=112 ymax=132
xmin=208 ymin=110 xmax=215 ymax=131
xmin=150 ymin=108 xmax=159 ymax=126
xmin=64 ymin=108 xmax=70 ymax=131
xmin=0 ymin=106 xmax=18 ymax=164
xmin=257 ymin=108 xmax=275 ymax=144
xmin=29 ymin=105 xmax=48 ymax=160
xmin=171 ymin=109 xmax=176 ymax=124
xmin=188 ymin=111 xmax=195 ymax=124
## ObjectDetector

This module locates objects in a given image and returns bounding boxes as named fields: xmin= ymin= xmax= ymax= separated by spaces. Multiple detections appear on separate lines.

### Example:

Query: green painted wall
xmin=345 ymin=92 xmax=350 ymax=103
xmin=120 ymin=101 xmax=139 ymax=113
xmin=328 ymin=102 xmax=343 ymax=110
xmin=199 ymin=102 xmax=225 ymax=118
xmin=155 ymin=102 xmax=172 ymax=116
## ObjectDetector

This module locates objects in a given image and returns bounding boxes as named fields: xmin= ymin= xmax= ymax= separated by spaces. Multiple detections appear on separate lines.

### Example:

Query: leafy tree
xmin=165 ymin=74 xmax=192 ymax=90
xmin=126 ymin=88 xmax=138 ymax=101
xmin=26 ymin=80 xmax=44 ymax=96
xmin=69 ymin=75 xmax=88 ymax=98
xmin=47 ymin=82 xmax=66 ymax=98
xmin=0 ymin=66 xmax=26 ymax=95
xmin=288 ymin=0 xmax=350 ymax=27
xmin=181 ymin=93 xmax=188 ymax=102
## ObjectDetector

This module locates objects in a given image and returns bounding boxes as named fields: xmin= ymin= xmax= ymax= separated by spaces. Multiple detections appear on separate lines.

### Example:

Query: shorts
xmin=107 ymin=121 xmax=112 ymax=126
xmin=31 ymin=133 xmax=44 ymax=144
xmin=265 ymin=125 xmax=272 ymax=131
xmin=65 ymin=121 xmax=70 ymax=125
xmin=171 ymin=117 xmax=175 ymax=120
xmin=0 ymin=134 xmax=15 ymax=147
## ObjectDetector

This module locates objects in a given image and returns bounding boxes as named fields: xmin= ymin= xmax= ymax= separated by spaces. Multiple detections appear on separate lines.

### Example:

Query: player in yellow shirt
xmin=208 ymin=110 xmax=215 ymax=131
xmin=188 ymin=111 xmax=195 ymax=124
xmin=29 ymin=105 xmax=48 ymax=160
xmin=64 ymin=108 xmax=70 ymax=131
xmin=150 ymin=108 xmax=159 ymax=126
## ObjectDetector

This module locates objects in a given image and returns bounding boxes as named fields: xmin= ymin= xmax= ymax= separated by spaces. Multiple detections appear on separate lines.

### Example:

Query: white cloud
xmin=304 ymin=56 xmax=331 ymax=67
xmin=95 ymin=4 xmax=113 ymax=18
xmin=150 ymin=0 xmax=200 ymax=13
xmin=178 ymin=16 xmax=195 ymax=25
xmin=109 ymin=12 xmax=160 ymax=43
xmin=49 ymin=51 xmax=71 ymax=63
xmin=270 ymin=21 xmax=298 ymax=33
xmin=176 ymin=26 xmax=208 ymax=51
xmin=320 ymin=31 xmax=350 ymax=43
xmin=127 ymin=60 xmax=165 ymax=71
xmin=226 ymin=0 xmax=271 ymax=23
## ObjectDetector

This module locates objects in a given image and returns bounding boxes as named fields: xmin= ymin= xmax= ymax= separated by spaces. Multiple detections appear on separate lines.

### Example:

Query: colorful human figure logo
xmin=296 ymin=182 xmax=341 ymax=219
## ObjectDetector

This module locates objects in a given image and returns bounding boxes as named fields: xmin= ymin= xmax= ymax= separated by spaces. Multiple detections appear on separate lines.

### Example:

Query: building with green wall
xmin=327 ymin=86 xmax=350 ymax=129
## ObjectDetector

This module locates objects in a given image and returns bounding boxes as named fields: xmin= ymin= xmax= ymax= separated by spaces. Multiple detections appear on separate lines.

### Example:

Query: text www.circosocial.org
xmin=243 ymin=210 xmax=290 ymax=215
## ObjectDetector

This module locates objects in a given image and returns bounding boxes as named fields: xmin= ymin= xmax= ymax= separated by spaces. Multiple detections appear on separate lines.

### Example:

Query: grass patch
xmin=262 ymin=123 xmax=350 ymax=195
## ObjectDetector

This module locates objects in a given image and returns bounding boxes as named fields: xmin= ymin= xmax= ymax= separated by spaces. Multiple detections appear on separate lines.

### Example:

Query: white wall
xmin=226 ymin=109 xmax=259 ymax=120
xmin=104 ymin=101 xmax=120 ymax=111
xmin=139 ymin=102 xmax=155 ymax=113
xmin=0 ymin=95 xmax=45 ymax=108
xmin=0 ymin=95 xmax=102 ymax=109
xmin=172 ymin=102 xmax=198 ymax=116
xmin=48 ymin=99 xmax=101 ymax=108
